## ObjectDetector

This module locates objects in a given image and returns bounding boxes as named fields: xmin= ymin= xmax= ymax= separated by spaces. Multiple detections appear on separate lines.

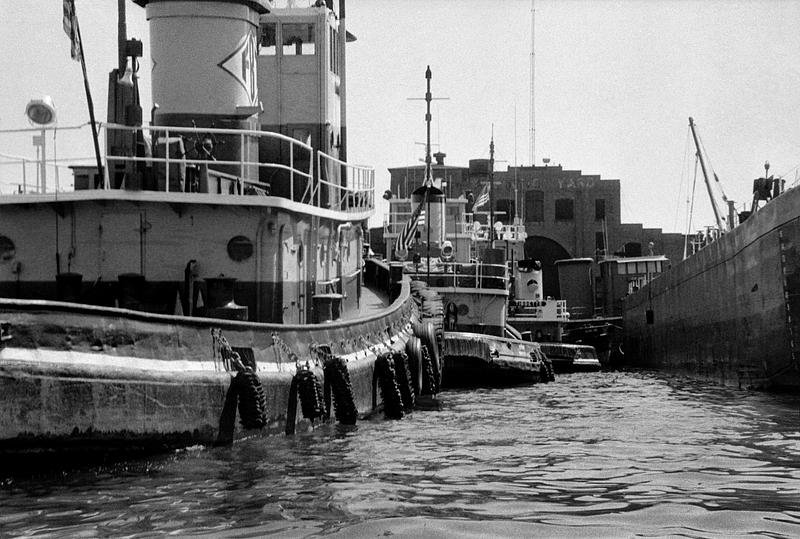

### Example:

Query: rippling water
xmin=2 ymin=370 xmax=800 ymax=537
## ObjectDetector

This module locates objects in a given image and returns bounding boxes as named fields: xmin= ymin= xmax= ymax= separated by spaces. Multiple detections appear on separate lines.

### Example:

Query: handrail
xmin=0 ymin=122 xmax=374 ymax=215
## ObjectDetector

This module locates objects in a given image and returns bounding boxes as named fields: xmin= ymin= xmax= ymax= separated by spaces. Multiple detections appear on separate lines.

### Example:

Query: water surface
xmin=2 ymin=370 xmax=799 ymax=537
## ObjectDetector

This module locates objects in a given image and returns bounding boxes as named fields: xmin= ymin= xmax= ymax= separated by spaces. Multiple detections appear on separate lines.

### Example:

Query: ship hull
xmin=442 ymin=331 xmax=548 ymax=387
xmin=0 ymin=279 xmax=420 ymax=462
xmin=623 ymin=187 xmax=800 ymax=390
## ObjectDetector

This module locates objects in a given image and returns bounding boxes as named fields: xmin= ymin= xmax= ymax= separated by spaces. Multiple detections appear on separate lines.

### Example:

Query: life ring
xmin=323 ymin=355 xmax=357 ymax=425
xmin=375 ymin=352 xmax=404 ymax=420
xmin=392 ymin=349 xmax=415 ymax=411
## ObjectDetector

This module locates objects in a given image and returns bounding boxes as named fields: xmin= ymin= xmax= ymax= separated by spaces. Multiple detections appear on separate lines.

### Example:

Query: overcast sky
xmin=2 ymin=0 xmax=799 ymax=232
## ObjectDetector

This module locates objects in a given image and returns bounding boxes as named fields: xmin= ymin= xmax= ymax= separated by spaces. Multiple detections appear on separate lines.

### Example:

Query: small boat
xmin=0 ymin=0 xmax=439 ymax=462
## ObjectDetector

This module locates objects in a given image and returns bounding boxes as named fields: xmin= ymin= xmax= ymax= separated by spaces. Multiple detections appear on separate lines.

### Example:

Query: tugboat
xmin=382 ymin=83 xmax=552 ymax=387
xmin=508 ymin=259 xmax=601 ymax=373
xmin=0 ymin=0 xmax=436 ymax=461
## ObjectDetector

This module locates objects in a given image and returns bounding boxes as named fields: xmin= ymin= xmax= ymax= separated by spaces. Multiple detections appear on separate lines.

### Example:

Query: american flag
xmin=394 ymin=190 xmax=429 ymax=258
xmin=63 ymin=0 xmax=82 ymax=62
xmin=473 ymin=183 xmax=490 ymax=210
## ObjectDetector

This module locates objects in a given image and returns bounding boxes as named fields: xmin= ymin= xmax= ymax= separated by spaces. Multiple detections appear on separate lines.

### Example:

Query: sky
xmin=1 ymin=0 xmax=799 ymax=233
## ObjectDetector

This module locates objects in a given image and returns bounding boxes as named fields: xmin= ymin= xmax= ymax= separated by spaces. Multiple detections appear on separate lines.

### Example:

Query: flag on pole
xmin=473 ymin=183 xmax=490 ymax=210
xmin=394 ymin=190 xmax=429 ymax=258
xmin=63 ymin=0 xmax=82 ymax=61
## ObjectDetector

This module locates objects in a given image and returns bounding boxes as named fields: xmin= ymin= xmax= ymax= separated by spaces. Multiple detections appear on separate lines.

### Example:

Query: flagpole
xmin=72 ymin=3 xmax=104 ymax=186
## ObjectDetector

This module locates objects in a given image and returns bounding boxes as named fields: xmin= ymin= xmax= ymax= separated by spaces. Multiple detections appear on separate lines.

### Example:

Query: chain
xmin=210 ymin=328 xmax=245 ymax=373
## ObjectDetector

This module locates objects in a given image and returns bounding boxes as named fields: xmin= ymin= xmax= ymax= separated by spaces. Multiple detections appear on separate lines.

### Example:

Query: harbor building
xmin=375 ymin=154 xmax=686 ymax=314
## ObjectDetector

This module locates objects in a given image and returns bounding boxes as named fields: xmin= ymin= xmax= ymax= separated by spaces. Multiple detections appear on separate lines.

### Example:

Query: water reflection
xmin=2 ymin=370 xmax=799 ymax=537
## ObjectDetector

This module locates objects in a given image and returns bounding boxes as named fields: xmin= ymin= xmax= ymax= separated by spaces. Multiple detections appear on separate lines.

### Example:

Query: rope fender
xmin=323 ymin=354 xmax=358 ymax=425
xmin=375 ymin=352 xmax=405 ymax=420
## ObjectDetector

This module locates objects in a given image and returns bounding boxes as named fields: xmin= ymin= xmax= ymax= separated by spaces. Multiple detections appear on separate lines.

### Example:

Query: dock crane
xmin=688 ymin=117 xmax=732 ymax=233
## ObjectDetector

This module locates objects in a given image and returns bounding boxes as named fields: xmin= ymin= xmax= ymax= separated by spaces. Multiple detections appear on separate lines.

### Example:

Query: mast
xmin=424 ymin=65 xmax=433 ymax=185
xmin=529 ymin=0 xmax=535 ymax=166
xmin=688 ymin=117 xmax=725 ymax=232
xmin=489 ymin=127 xmax=495 ymax=246
xmin=425 ymin=66 xmax=432 ymax=281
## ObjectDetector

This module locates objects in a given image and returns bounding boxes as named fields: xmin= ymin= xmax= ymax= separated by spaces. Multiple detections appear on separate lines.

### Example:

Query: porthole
xmin=457 ymin=304 xmax=469 ymax=316
xmin=227 ymin=235 xmax=253 ymax=262
xmin=0 ymin=236 xmax=15 ymax=262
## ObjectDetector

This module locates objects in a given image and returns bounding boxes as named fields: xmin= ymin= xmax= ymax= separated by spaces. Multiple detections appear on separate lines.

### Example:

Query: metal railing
xmin=402 ymin=260 xmax=509 ymax=290
xmin=0 ymin=123 xmax=374 ymax=214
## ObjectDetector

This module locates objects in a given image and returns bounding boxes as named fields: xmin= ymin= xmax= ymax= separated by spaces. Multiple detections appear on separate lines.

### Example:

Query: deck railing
xmin=0 ymin=123 xmax=374 ymax=214
xmin=402 ymin=260 xmax=509 ymax=291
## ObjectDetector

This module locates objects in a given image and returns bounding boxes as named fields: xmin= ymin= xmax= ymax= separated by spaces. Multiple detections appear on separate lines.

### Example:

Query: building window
xmin=525 ymin=189 xmax=544 ymax=222
xmin=555 ymin=198 xmax=574 ymax=221
xmin=259 ymin=23 xmax=277 ymax=55
xmin=283 ymin=23 xmax=316 ymax=56
xmin=595 ymin=199 xmax=606 ymax=220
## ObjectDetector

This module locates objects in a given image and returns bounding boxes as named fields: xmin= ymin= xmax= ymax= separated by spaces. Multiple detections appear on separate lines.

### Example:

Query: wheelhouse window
xmin=555 ymin=198 xmax=574 ymax=221
xmin=283 ymin=23 xmax=316 ymax=56
xmin=259 ymin=23 xmax=277 ymax=55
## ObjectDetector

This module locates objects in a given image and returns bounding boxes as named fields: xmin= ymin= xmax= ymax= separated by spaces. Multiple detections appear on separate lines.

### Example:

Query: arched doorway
xmin=524 ymin=236 xmax=571 ymax=298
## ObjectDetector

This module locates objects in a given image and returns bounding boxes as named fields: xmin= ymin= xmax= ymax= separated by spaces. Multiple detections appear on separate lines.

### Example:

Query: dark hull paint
xmin=0 ymin=279 xmax=419 ymax=459
xmin=442 ymin=332 xmax=546 ymax=388
xmin=624 ymin=186 xmax=800 ymax=390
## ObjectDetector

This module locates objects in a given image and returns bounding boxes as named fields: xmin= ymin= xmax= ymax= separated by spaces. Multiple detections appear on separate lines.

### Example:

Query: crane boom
xmin=688 ymin=117 xmax=726 ymax=231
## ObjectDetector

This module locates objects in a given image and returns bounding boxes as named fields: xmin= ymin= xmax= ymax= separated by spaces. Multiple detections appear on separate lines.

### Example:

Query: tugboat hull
xmin=443 ymin=332 xmax=549 ymax=387
xmin=0 ymin=285 xmax=420 ymax=461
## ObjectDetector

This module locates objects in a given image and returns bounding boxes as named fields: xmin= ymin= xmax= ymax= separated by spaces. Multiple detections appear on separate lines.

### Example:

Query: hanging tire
xmin=405 ymin=336 xmax=425 ymax=397
xmin=323 ymin=355 xmax=358 ymax=425
xmin=392 ymin=350 xmax=415 ymax=411
xmin=539 ymin=364 xmax=550 ymax=384
xmin=375 ymin=352 xmax=404 ymax=420
xmin=235 ymin=370 xmax=267 ymax=430
xmin=420 ymin=343 xmax=438 ymax=395
xmin=296 ymin=368 xmax=325 ymax=420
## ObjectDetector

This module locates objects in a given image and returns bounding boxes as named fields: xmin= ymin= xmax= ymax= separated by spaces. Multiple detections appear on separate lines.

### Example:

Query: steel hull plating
xmin=623 ymin=187 xmax=800 ymax=390
xmin=442 ymin=332 xmax=546 ymax=387
xmin=0 ymin=283 xmax=418 ymax=459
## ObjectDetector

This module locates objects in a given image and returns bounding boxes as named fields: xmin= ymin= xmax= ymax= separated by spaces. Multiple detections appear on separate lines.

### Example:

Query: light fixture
xmin=25 ymin=96 xmax=57 ymax=126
